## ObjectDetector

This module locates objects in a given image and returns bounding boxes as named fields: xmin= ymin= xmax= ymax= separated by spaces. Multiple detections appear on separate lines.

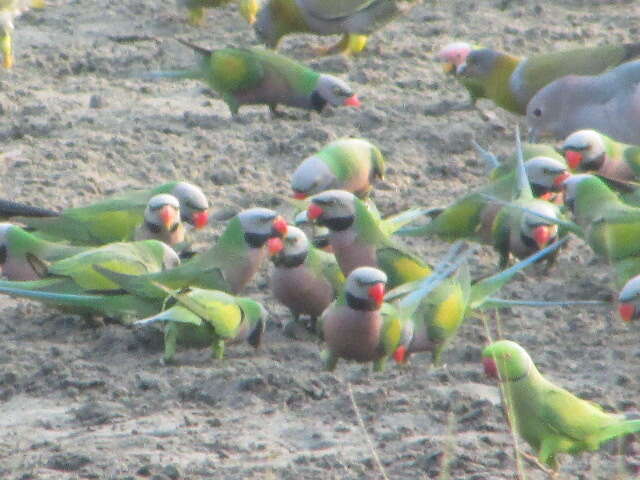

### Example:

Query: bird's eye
xmin=542 ymin=168 xmax=550 ymax=175
xmin=533 ymin=108 xmax=542 ymax=117
xmin=333 ymin=88 xmax=345 ymax=96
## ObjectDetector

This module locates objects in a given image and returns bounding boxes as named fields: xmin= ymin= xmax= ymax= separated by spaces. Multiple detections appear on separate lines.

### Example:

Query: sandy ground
xmin=1 ymin=0 xmax=640 ymax=478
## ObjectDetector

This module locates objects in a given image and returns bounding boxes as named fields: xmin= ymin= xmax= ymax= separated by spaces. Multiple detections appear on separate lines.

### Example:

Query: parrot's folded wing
xmin=300 ymin=0 xmax=378 ymax=20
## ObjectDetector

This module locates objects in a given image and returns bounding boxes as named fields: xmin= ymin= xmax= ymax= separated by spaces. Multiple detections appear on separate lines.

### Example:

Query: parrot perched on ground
xmin=135 ymin=285 xmax=266 ymax=362
xmin=399 ymin=134 xmax=566 ymax=268
xmin=267 ymin=226 xmax=344 ymax=336
xmin=0 ymin=223 xmax=87 ymax=281
xmin=0 ymin=240 xmax=181 ymax=319
xmin=306 ymin=190 xmax=432 ymax=288
xmin=452 ymin=42 xmax=640 ymax=115
xmin=320 ymin=239 xmax=571 ymax=371
xmin=144 ymin=41 xmax=360 ymax=117
xmin=561 ymin=129 xmax=640 ymax=187
xmin=179 ymin=0 xmax=260 ymax=26
xmin=4 ymin=181 xmax=209 ymax=246
xmin=133 ymin=194 xmax=185 ymax=247
xmin=0 ymin=0 xmax=44 ymax=69
xmin=527 ymin=61 xmax=640 ymax=144
xmin=254 ymin=0 xmax=413 ymax=56
xmin=0 ymin=209 xmax=287 ymax=320
xmin=562 ymin=174 xmax=640 ymax=262
xmin=483 ymin=340 xmax=640 ymax=470
xmin=291 ymin=138 xmax=385 ymax=200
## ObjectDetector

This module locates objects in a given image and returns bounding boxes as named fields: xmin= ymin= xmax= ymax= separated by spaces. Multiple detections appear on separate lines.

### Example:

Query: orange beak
xmin=619 ymin=302 xmax=635 ymax=322
xmin=307 ymin=203 xmax=324 ymax=221
xmin=192 ymin=210 xmax=209 ymax=229
xmin=343 ymin=95 xmax=361 ymax=108
xmin=532 ymin=225 xmax=551 ymax=249
xmin=553 ymin=171 xmax=571 ymax=188
xmin=267 ymin=237 xmax=284 ymax=256
xmin=292 ymin=191 xmax=307 ymax=200
xmin=368 ymin=282 xmax=385 ymax=308
xmin=565 ymin=150 xmax=583 ymax=170
xmin=271 ymin=216 xmax=288 ymax=237
xmin=160 ymin=205 xmax=176 ymax=229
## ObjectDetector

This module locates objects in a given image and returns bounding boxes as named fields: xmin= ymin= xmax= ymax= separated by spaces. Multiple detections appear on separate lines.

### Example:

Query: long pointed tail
xmin=0 ymin=199 xmax=58 ymax=218
xmin=598 ymin=417 xmax=640 ymax=445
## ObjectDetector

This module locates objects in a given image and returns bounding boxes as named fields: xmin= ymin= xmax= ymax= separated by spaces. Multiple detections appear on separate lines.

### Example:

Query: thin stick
xmin=346 ymin=382 xmax=390 ymax=480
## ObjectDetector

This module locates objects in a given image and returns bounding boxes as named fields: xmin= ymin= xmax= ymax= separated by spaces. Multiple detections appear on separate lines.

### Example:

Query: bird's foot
xmin=517 ymin=450 xmax=557 ymax=477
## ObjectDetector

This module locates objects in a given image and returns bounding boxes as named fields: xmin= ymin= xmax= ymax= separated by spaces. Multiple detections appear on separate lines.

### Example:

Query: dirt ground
xmin=1 ymin=0 xmax=640 ymax=478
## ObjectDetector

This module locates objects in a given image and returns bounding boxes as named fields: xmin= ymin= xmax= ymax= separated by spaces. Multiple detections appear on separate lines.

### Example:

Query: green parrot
xmin=454 ymin=42 xmax=640 ymax=114
xmin=0 ymin=0 xmax=44 ymax=69
xmin=483 ymin=340 xmax=640 ymax=469
xmin=267 ymin=226 xmax=344 ymax=336
xmin=0 ymin=223 xmax=88 ymax=281
xmin=306 ymin=190 xmax=432 ymax=289
xmin=320 ymin=238 xmax=572 ymax=371
xmin=253 ymin=0 xmax=413 ymax=56
xmin=144 ymin=41 xmax=361 ymax=117
xmin=399 ymin=133 xmax=567 ymax=268
xmin=0 ymin=240 xmax=181 ymax=319
xmin=6 ymin=181 xmax=209 ymax=246
xmin=180 ymin=0 xmax=261 ymax=26
xmin=291 ymin=138 xmax=385 ymax=200
xmin=135 ymin=285 xmax=266 ymax=363
xmin=561 ymin=130 xmax=640 ymax=204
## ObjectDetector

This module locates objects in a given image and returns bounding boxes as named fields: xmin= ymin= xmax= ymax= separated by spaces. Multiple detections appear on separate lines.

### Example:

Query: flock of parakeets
xmin=5 ymin=0 xmax=640 ymax=474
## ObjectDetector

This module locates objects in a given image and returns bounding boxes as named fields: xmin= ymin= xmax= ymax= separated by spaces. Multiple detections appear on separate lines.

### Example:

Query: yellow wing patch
xmin=393 ymin=257 xmax=431 ymax=282
xmin=205 ymin=302 xmax=242 ymax=339
xmin=434 ymin=287 xmax=465 ymax=332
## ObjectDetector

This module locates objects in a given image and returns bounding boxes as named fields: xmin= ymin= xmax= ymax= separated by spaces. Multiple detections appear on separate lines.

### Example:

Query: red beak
xmin=272 ymin=216 xmax=288 ymax=237
xmin=619 ymin=302 xmax=635 ymax=322
xmin=307 ymin=203 xmax=324 ymax=221
xmin=393 ymin=345 xmax=408 ymax=364
xmin=192 ymin=210 xmax=209 ymax=229
xmin=532 ymin=225 xmax=551 ymax=249
xmin=160 ymin=205 xmax=176 ymax=229
xmin=539 ymin=192 xmax=554 ymax=201
xmin=343 ymin=95 xmax=361 ymax=108
xmin=565 ymin=150 xmax=583 ymax=170
xmin=483 ymin=357 xmax=498 ymax=379
xmin=368 ymin=282 xmax=385 ymax=308
xmin=553 ymin=171 xmax=571 ymax=188
xmin=292 ymin=191 xmax=307 ymax=200
xmin=267 ymin=237 xmax=284 ymax=256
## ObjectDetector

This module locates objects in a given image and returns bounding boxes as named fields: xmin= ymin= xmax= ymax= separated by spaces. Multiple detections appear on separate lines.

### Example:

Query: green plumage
xmin=483 ymin=340 xmax=640 ymax=469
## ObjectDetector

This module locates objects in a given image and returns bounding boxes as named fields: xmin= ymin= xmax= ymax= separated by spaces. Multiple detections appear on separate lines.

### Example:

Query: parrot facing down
xmin=306 ymin=190 xmax=432 ymax=288
xmin=134 ymin=194 xmax=185 ymax=247
xmin=145 ymin=41 xmax=360 ymax=117
xmin=291 ymin=138 xmax=385 ymax=200
xmin=135 ymin=286 xmax=266 ymax=362
xmin=483 ymin=340 xmax=640 ymax=469
xmin=267 ymin=226 xmax=344 ymax=336
xmin=254 ymin=0 xmax=409 ymax=56
xmin=0 ymin=223 xmax=87 ymax=281
xmin=180 ymin=0 xmax=261 ymax=26
xmin=527 ymin=61 xmax=640 ymax=144
xmin=454 ymin=42 xmax=640 ymax=115
xmin=8 ymin=181 xmax=209 ymax=246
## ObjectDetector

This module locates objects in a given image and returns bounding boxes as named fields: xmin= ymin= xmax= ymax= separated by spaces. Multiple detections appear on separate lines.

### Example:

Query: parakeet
xmin=527 ymin=61 xmax=640 ymax=144
xmin=0 ymin=223 xmax=87 ymax=281
xmin=399 ymin=136 xmax=566 ymax=268
xmin=267 ymin=226 xmax=344 ymax=335
xmin=9 ymin=181 xmax=208 ymax=246
xmin=483 ymin=340 xmax=640 ymax=469
xmin=254 ymin=0 xmax=411 ymax=56
xmin=0 ymin=0 xmax=44 ymax=69
xmin=145 ymin=41 xmax=360 ymax=117
xmin=561 ymin=129 xmax=640 ymax=184
xmin=291 ymin=138 xmax=385 ymax=200
xmin=306 ymin=190 xmax=432 ymax=288
xmin=454 ymin=42 xmax=640 ymax=115
xmin=133 ymin=194 xmax=185 ymax=247
xmin=0 ymin=240 xmax=181 ymax=319
xmin=135 ymin=286 xmax=266 ymax=362
xmin=180 ymin=0 xmax=260 ymax=26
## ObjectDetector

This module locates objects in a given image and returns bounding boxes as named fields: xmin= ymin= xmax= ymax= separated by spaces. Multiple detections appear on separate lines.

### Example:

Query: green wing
xmin=307 ymin=248 xmax=345 ymax=292
xmin=301 ymin=0 xmax=378 ymax=19
xmin=209 ymin=48 xmax=265 ymax=94
xmin=376 ymin=246 xmax=431 ymax=289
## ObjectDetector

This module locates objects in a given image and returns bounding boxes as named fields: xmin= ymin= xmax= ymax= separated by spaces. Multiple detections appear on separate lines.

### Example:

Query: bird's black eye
xmin=533 ymin=108 xmax=542 ymax=117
